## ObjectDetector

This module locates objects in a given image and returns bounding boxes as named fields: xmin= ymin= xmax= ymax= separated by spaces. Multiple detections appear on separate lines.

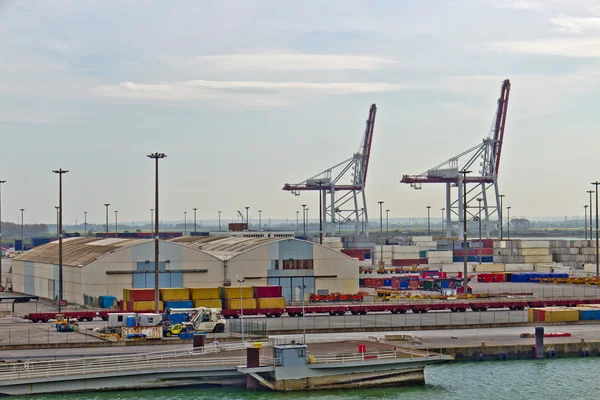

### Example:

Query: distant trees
xmin=511 ymin=218 xmax=531 ymax=231
xmin=1 ymin=222 xmax=48 ymax=236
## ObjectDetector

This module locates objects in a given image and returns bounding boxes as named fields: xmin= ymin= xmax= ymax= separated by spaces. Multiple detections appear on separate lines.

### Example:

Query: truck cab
xmin=164 ymin=307 xmax=226 ymax=333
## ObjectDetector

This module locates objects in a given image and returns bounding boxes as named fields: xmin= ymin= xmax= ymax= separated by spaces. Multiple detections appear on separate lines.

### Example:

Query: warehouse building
xmin=11 ymin=236 xmax=358 ymax=306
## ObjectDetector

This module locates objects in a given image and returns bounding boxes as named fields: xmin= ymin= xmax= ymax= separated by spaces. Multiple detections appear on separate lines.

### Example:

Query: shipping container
xmin=190 ymin=288 xmax=221 ymax=300
xmin=164 ymin=300 xmax=193 ymax=309
xmin=225 ymin=298 xmax=257 ymax=310
xmin=121 ymin=326 xmax=162 ymax=340
xmin=193 ymin=299 xmax=223 ymax=308
xmin=256 ymin=297 xmax=286 ymax=309
xmin=132 ymin=301 xmax=163 ymax=311
xmin=99 ymin=296 xmax=116 ymax=309
xmin=222 ymin=286 xmax=254 ymax=299
xmin=545 ymin=308 xmax=579 ymax=323
xmin=254 ymin=286 xmax=283 ymax=298
xmin=124 ymin=288 xmax=156 ymax=302
xmin=576 ymin=307 xmax=600 ymax=321
xmin=159 ymin=288 xmax=191 ymax=301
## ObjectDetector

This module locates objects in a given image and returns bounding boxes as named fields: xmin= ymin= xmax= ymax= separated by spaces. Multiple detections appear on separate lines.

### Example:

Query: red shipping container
xmin=453 ymin=248 xmax=493 ymax=257
xmin=438 ymin=272 xmax=447 ymax=278
xmin=129 ymin=289 xmax=155 ymax=302
xmin=392 ymin=280 xmax=400 ymax=289
xmin=254 ymin=286 xmax=283 ymax=298
xmin=392 ymin=259 xmax=422 ymax=267
xmin=409 ymin=280 xmax=419 ymax=289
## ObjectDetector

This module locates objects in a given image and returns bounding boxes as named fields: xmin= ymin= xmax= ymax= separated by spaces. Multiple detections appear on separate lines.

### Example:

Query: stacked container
xmin=190 ymin=288 xmax=222 ymax=308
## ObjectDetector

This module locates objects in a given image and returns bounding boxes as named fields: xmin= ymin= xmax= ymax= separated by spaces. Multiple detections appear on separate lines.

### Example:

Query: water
xmin=10 ymin=358 xmax=597 ymax=400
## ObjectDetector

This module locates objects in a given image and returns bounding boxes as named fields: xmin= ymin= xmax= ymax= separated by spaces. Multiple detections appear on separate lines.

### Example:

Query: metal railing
xmin=312 ymin=351 xmax=398 ymax=364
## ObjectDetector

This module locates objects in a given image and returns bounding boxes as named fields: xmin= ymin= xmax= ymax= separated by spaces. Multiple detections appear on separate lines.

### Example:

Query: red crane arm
xmin=493 ymin=79 xmax=511 ymax=175
xmin=361 ymin=104 xmax=377 ymax=185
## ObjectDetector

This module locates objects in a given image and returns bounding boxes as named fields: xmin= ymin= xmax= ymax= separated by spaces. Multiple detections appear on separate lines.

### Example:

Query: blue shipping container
xmin=383 ymin=279 xmax=392 ymax=287
xmin=400 ymin=282 xmax=409 ymax=290
xmin=579 ymin=309 xmax=600 ymax=321
xmin=179 ymin=332 xmax=194 ymax=340
xmin=168 ymin=313 xmax=187 ymax=325
xmin=164 ymin=300 xmax=193 ymax=309
xmin=99 ymin=295 xmax=116 ymax=308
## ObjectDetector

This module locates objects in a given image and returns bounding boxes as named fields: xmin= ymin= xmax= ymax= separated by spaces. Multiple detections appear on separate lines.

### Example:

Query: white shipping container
xmin=520 ymin=248 xmax=551 ymax=256
xmin=523 ymin=255 xmax=553 ymax=263
xmin=474 ymin=264 xmax=506 ymax=273
xmin=441 ymin=263 xmax=475 ymax=273
xmin=411 ymin=236 xmax=433 ymax=242
xmin=520 ymin=241 xmax=550 ymax=249
xmin=505 ymin=263 xmax=535 ymax=272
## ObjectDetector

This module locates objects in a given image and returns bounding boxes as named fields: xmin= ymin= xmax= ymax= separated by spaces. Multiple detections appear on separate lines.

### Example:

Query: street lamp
xmin=104 ymin=204 xmax=110 ymax=236
xmin=84 ymin=211 xmax=87 ymax=237
xmin=476 ymin=198 xmax=482 ymax=264
xmin=588 ymin=190 xmax=594 ymax=241
xmin=378 ymin=201 xmax=384 ymax=267
xmin=592 ymin=182 xmax=600 ymax=278
xmin=460 ymin=170 xmax=471 ymax=292
xmin=426 ymin=206 xmax=431 ymax=236
xmin=245 ymin=207 xmax=250 ymax=230
xmin=193 ymin=208 xmax=197 ymax=235
xmin=499 ymin=194 xmax=505 ymax=240
xmin=301 ymin=205 xmax=307 ymax=237
xmin=507 ymin=206 xmax=511 ymax=240
xmin=258 ymin=209 xmax=262 ymax=231
xmin=585 ymin=205 xmax=589 ymax=240
xmin=147 ymin=152 xmax=166 ymax=314
xmin=20 ymin=209 xmax=24 ymax=252
xmin=386 ymin=209 xmax=390 ymax=242
xmin=238 ymin=278 xmax=245 ymax=344
xmin=53 ymin=168 xmax=68 ymax=312
xmin=441 ymin=208 xmax=445 ymax=237
xmin=184 ymin=211 xmax=187 ymax=236
xmin=218 ymin=210 xmax=221 ymax=232
xmin=316 ymin=180 xmax=324 ymax=245
xmin=115 ymin=210 xmax=119 ymax=238
xmin=298 ymin=284 xmax=307 ymax=345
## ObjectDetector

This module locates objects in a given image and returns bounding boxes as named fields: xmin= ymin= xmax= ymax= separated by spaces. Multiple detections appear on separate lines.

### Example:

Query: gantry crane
xmin=283 ymin=104 xmax=377 ymax=236
xmin=401 ymin=79 xmax=511 ymax=238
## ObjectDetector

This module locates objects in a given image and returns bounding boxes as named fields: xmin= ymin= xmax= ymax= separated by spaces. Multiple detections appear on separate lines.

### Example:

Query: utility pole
xmin=147 ymin=152 xmax=166 ymax=314
xmin=499 ymin=194 xmax=505 ymax=240
xmin=585 ymin=205 xmax=589 ymax=240
xmin=193 ymin=208 xmax=197 ymax=235
xmin=218 ymin=210 xmax=221 ymax=232
xmin=317 ymin=180 xmax=324 ymax=245
xmin=593 ymin=182 xmax=600 ymax=278
xmin=588 ymin=190 xmax=595 ymax=241
xmin=301 ymin=204 xmax=307 ymax=237
xmin=460 ymin=170 xmax=471 ymax=292
xmin=53 ymin=169 xmax=68 ymax=312
xmin=426 ymin=206 xmax=431 ymax=236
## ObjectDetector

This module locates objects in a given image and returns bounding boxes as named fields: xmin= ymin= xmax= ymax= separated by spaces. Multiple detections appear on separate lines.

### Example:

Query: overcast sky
xmin=1 ymin=0 xmax=599 ymax=225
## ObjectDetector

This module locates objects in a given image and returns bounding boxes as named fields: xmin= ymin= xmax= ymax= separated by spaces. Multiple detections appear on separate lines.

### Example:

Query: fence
xmin=227 ymin=319 xmax=267 ymax=337
xmin=0 ymin=327 xmax=101 ymax=346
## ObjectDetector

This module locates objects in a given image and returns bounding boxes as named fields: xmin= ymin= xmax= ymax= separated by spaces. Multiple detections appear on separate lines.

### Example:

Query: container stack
xmin=426 ymin=250 xmax=453 ymax=264
xmin=373 ymin=245 xmax=395 ymax=265
xmin=322 ymin=237 xmax=343 ymax=252
xmin=390 ymin=245 xmax=426 ymax=266
xmin=528 ymin=307 xmax=580 ymax=323
xmin=494 ymin=240 xmax=553 ymax=264
xmin=341 ymin=248 xmax=371 ymax=261
xmin=454 ymin=240 xmax=494 ymax=262
xmin=549 ymin=240 xmax=596 ymax=268
xmin=190 ymin=288 xmax=222 ymax=308
xmin=122 ymin=289 xmax=163 ymax=312
xmin=223 ymin=286 xmax=256 ymax=310
xmin=160 ymin=288 xmax=193 ymax=309
xmin=254 ymin=286 xmax=286 ymax=309
xmin=411 ymin=236 xmax=437 ymax=250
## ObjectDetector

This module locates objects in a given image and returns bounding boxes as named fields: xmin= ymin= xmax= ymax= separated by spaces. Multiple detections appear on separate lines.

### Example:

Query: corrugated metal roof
xmin=13 ymin=238 xmax=151 ymax=267
xmin=168 ymin=236 xmax=285 ymax=260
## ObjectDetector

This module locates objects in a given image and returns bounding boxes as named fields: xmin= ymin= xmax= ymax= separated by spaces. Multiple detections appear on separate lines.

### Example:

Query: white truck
xmin=164 ymin=307 xmax=226 ymax=333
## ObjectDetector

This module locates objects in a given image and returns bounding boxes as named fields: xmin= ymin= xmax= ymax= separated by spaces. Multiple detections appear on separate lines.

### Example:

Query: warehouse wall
xmin=313 ymin=244 xmax=359 ymax=294
xmin=11 ymin=260 xmax=84 ymax=305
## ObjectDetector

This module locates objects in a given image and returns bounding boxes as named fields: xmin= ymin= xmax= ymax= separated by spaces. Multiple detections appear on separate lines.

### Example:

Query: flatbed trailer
xmin=24 ymin=311 xmax=101 ymax=323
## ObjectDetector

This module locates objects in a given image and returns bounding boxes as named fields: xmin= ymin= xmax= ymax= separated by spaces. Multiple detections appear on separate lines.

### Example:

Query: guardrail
xmin=312 ymin=351 xmax=398 ymax=364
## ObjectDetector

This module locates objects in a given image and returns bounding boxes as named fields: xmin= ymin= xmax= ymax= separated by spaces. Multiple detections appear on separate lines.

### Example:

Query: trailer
xmin=23 ymin=311 xmax=99 ymax=323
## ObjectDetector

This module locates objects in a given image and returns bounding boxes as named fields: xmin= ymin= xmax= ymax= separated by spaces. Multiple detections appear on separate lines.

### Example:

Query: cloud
xmin=92 ymin=79 xmax=407 ymax=101
xmin=548 ymin=16 xmax=600 ymax=34
xmin=161 ymin=52 xmax=398 ymax=72
xmin=496 ymin=0 xmax=544 ymax=12
xmin=490 ymin=38 xmax=600 ymax=57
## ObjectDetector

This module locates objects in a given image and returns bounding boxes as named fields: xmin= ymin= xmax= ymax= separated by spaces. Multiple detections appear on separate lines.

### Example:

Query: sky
xmin=1 ymin=0 xmax=600 ymax=226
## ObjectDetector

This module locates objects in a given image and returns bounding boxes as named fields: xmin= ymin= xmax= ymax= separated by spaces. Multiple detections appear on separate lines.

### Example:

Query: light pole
xmin=588 ymin=190 xmax=594 ymax=241
xmin=104 ymin=204 xmax=110 ymax=236
xmin=53 ymin=169 xmax=68 ymax=312
xmin=218 ymin=210 xmax=221 ymax=232
xmin=317 ymin=180 xmax=324 ymax=245
xmin=147 ymin=152 xmax=166 ymax=314
xmin=245 ymin=207 xmax=249 ymax=230
xmin=499 ymin=194 xmax=505 ymax=240
xmin=150 ymin=209 xmax=154 ymax=233
xmin=507 ymin=206 xmax=511 ymax=240
xmin=585 ymin=205 xmax=589 ymax=240
xmin=20 ymin=209 xmax=24 ymax=252
xmin=441 ymin=208 xmax=445 ymax=237
xmin=426 ymin=206 xmax=431 ymax=236
xmin=298 ymin=284 xmax=307 ymax=345
xmin=477 ymin=198 xmax=482 ymax=264
xmin=258 ymin=209 xmax=262 ymax=231
xmin=84 ymin=211 xmax=87 ymax=237
xmin=115 ymin=210 xmax=118 ymax=238
xmin=0 ymin=180 xmax=4 ymax=286
xmin=238 ymin=278 xmax=245 ymax=344
xmin=386 ymin=209 xmax=390 ymax=243
xmin=378 ymin=201 xmax=384 ymax=266
xmin=301 ymin=205 xmax=307 ymax=237
xmin=592 ymin=182 xmax=600 ymax=278
xmin=184 ymin=211 xmax=187 ymax=236
xmin=193 ymin=208 xmax=197 ymax=235
xmin=460 ymin=170 xmax=471 ymax=292
xmin=296 ymin=211 xmax=299 ymax=235
xmin=55 ymin=206 xmax=59 ymax=240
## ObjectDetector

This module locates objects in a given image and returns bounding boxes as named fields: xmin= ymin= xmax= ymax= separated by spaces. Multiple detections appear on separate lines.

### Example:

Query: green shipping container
xmin=423 ymin=280 xmax=434 ymax=290
xmin=419 ymin=250 xmax=427 ymax=258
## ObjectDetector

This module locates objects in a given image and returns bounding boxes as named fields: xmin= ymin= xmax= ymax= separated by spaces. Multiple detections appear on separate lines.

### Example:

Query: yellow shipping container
xmin=193 ymin=299 xmax=223 ymax=309
xmin=225 ymin=298 xmax=257 ymax=310
xmin=123 ymin=288 xmax=130 ymax=302
xmin=190 ymin=288 xmax=221 ymax=300
xmin=132 ymin=301 xmax=163 ymax=311
xmin=545 ymin=308 xmax=579 ymax=323
xmin=160 ymin=288 xmax=191 ymax=301
xmin=256 ymin=297 xmax=286 ymax=309
xmin=222 ymin=286 xmax=254 ymax=299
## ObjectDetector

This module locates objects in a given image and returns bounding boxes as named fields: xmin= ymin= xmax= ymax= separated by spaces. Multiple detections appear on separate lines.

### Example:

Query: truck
xmin=163 ymin=307 xmax=226 ymax=333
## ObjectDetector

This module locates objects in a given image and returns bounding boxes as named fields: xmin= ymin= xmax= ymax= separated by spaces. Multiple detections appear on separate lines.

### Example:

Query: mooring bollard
xmin=534 ymin=326 xmax=544 ymax=359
